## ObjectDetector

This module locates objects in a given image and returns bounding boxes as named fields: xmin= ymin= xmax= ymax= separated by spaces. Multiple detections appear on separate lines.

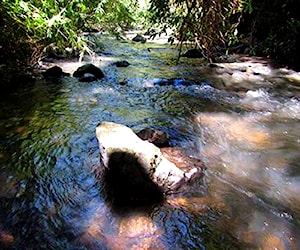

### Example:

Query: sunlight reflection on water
xmin=194 ymin=92 xmax=300 ymax=248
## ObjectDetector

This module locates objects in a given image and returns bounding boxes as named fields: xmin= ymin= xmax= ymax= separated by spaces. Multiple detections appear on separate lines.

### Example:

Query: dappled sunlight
xmin=236 ymin=210 xmax=297 ymax=250
xmin=117 ymin=214 xmax=164 ymax=249
xmin=77 ymin=201 xmax=166 ymax=249
xmin=195 ymin=112 xmax=274 ymax=150
xmin=78 ymin=202 xmax=121 ymax=249
xmin=194 ymin=109 xmax=300 ymax=248
xmin=166 ymin=195 xmax=228 ymax=214
xmin=187 ymin=171 xmax=299 ymax=249
xmin=194 ymin=55 xmax=300 ymax=93
xmin=195 ymin=110 xmax=299 ymax=190
xmin=0 ymin=229 xmax=14 ymax=247
xmin=118 ymin=215 xmax=158 ymax=238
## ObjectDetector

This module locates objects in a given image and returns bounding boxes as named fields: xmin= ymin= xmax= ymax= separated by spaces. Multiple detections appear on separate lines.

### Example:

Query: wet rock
xmin=113 ymin=60 xmax=130 ymax=67
xmin=182 ymin=48 xmax=203 ymax=58
xmin=119 ymin=77 xmax=137 ymax=86
xmin=79 ymin=73 xmax=98 ymax=82
xmin=119 ymin=80 xmax=127 ymax=86
xmin=136 ymin=128 xmax=169 ymax=147
xmin=132 ymin=34 xmax=147 ymax=43
xmin=42 ymin=66 xmax=70 ymax=79
xmin=95 ymin=122 xmax=201 ymax=203
xmin=160 ymin=147 xmax=203 ymax=175
xmin=73 ymin=63 xmax=104 ymax=80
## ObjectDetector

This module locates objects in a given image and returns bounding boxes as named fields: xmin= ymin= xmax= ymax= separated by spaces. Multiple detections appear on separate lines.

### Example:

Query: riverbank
xmin=1 ymin=31 xmax=300 ymax=98
xmin=41 ymin=32 xmax=300 ymax=96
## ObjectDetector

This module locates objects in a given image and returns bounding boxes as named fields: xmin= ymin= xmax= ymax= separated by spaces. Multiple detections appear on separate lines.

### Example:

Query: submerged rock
xmin=95 ymin=122 xmax=202 ymax=204
xmin=160 ymin=147 xmax=203 ymax=175
xmin=73 ymin=63 xmax=104 ymax=80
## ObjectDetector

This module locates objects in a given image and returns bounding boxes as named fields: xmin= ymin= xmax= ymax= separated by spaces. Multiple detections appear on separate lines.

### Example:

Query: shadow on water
xmin=87 ymin=155 xmax=247 ymax=250
xmin=99 ymin=151 xmax=164 ymax=206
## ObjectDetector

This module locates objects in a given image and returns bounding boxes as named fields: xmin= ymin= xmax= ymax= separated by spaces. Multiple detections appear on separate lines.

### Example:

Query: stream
xmin=0 ymin=33 xmax=300 ymax=249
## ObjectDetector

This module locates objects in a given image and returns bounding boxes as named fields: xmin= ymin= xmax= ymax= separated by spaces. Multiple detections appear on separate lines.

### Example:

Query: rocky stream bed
xmin=0 ymin=32 xmax=300 ymax=249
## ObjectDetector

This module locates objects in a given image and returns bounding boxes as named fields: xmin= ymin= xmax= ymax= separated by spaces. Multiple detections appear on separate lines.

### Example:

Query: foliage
xmin=0 ymin=3 xmax=38 ymax=71
xmin=148 ymin=0 xmax=252 ymax=60
xmin=132 ymin=1 xmax=152 ymax=29
xmin=96 ymin=0 xmax=138 ymax=35
xmin=242 ymin=0 xmax=300 ymax=68
xmin=0 ymin=0 xmax=138 ymax=72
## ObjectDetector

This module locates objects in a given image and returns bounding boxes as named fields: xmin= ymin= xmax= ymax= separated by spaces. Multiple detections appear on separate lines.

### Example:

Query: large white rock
xmin=95 ymin=122 xmax=198 ymax=196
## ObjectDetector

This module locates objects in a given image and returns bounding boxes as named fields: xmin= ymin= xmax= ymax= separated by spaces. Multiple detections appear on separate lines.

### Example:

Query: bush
xmin=241 ymin=0 xmax=300 ymax=68
xmin=0 ymin=0 xmax=139 ymax=72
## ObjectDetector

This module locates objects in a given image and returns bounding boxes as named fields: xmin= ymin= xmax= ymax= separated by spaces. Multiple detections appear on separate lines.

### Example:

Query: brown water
xmin=0 ymin=35 xmax=299 ymax=249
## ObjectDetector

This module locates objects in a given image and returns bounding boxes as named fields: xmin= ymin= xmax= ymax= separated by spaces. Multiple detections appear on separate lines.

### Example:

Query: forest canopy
xmin=0 ymin=0 xmax=299 ymax=74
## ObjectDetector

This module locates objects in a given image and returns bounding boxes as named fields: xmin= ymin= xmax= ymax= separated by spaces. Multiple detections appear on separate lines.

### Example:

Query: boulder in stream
xmin=113 ymin=60 xmax=130 ymax=67
xmin=132 ymin=34 xmax=147 ymax=43
xmin=95 ymin=122 xmax=202 ymax=204
xmin=42 ymin=66 xmax=70 ymax=79
xmin=73 ymin=63 xmax=104 ymax=81
xmin=181 ymin=48 xmax=203 ymax=58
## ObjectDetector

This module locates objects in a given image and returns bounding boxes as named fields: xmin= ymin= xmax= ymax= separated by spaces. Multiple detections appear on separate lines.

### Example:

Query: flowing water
xmin=0 ymin=34 xmax=299 ymax=249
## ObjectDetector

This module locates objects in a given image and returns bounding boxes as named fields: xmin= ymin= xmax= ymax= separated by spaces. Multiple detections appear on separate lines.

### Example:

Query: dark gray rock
xmin=132 ymin=34 xmax=147 ymax=43
xmin=136 ymin=128 xmax=169 ymax=148
xmin=113 ymin=60 xmax=130 ymax=67
xmin=182 ymin=48 xmax=203 ymax=58
xmin=42 ymin=66 xmax=70 ymax=79
xmin=73 ymin=63 xmax=104 ymax=79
